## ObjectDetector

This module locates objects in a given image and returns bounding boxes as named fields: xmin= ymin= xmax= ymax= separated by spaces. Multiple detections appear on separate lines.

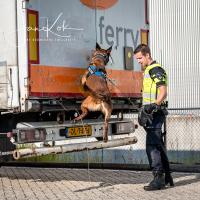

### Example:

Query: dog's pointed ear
xmin=96 ymin=43 xmax=101 ymax=50
xmin=107 ymin=46 xmax=112 ymax=54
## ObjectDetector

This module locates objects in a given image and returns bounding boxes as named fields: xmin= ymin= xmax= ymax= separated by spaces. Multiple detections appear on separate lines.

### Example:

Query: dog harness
xmin=86 ymin=65 xmax=106 ymax=80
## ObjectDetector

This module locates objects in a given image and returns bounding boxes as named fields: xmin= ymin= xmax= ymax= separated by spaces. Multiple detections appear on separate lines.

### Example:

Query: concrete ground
xmin=0 ymin=166 xmax=200 ymax=200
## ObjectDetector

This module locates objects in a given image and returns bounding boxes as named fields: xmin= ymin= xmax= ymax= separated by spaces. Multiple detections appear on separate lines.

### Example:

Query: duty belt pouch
xmin=138 ymin=107 xmax=153 ymax=127
xmin=161 ymin=108 xmax=168 ymax=116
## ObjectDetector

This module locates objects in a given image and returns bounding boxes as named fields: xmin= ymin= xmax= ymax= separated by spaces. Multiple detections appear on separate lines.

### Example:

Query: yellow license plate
xmin=66 ymin=126 xmax=92 ymax=137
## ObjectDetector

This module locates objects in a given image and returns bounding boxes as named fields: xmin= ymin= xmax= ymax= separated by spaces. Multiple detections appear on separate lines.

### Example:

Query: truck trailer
xmin=0 ymin=0 xmax=146 ymax=162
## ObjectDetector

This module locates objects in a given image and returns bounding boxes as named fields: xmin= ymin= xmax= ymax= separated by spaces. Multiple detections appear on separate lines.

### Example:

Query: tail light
xmin=14 ymin=128 xmax=47 ymax=143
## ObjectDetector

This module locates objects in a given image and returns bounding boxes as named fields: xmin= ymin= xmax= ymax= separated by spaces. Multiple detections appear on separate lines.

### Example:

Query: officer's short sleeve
xmin=149 ymin=67 xmax=167 ymax=87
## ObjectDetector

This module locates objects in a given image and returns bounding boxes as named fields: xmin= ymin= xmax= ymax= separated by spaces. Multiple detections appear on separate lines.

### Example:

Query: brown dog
xmin=74 ymin=43 xmax=112 ymax=142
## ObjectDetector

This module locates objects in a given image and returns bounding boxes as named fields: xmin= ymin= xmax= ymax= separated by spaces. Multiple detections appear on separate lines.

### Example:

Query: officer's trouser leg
xmin=144 ymin=144 xmax=165 ymax=191
xmin=144 ymin=112 xmax=172 ymax=190
xmin=146 ymin=144 xmax=163 ymax=173
xmin=159 ymin=144 xmax=174 ymax=186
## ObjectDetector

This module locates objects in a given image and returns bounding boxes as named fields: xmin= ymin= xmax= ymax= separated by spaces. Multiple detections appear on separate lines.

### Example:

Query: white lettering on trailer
xmin=37 ymin=13 xmax=84 ymax=38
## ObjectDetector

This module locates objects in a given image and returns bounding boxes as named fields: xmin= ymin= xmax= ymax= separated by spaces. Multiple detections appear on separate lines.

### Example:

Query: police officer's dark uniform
xmin=139 ymin=61 xmax=174 ymax=190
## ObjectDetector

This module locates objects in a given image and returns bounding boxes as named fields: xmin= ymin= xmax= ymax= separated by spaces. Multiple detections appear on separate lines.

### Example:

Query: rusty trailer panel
xmin=29 ymin=65 xmax=143 ymax=99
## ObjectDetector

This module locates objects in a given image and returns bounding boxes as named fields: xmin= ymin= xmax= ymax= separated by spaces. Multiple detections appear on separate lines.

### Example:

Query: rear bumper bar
xmin=13 ymin=136 xmax=137 ymax=160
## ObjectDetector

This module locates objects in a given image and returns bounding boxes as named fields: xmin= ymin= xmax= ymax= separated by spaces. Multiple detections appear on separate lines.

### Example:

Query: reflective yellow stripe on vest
xmin=143 ymin=63 xmax=162 ymax=105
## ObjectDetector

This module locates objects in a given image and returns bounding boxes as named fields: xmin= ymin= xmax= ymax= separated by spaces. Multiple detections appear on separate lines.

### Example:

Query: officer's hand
xmin=144 ymin=103 xmax=160 ymax=114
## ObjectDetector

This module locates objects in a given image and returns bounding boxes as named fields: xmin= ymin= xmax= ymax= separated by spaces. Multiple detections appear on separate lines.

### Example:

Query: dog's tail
xmin=86 ymin=88 xmax=110 ymax=101
xmin=96 ymin=93 xmax=111 ymax=103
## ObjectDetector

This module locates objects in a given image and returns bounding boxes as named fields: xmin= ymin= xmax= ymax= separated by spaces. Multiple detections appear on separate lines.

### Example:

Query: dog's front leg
xmin=81 ymin=71 xmax=88 ymax=86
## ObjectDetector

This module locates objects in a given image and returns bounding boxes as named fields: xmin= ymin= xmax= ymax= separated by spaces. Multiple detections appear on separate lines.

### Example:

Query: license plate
xmin=66 ymin=125 xmax=92 ymax=137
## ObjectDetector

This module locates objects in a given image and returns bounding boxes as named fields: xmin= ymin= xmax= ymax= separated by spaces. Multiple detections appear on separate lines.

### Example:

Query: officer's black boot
xmin=165 ymin=172 xmax=174 ymax=186
xmin=144 ymin=171 xmax=165 ymax=191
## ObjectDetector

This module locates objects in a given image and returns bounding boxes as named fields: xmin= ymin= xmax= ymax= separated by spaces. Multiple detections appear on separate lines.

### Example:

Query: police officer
xmin=134 ymin=44 xmax=174 ymax=190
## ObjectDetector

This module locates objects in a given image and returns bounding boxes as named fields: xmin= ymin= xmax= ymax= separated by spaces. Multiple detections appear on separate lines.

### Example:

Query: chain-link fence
xmin=124 ymin=109 xmax=200 ymax=169
xmin=166 ymin=108 xmax=200 ymax=166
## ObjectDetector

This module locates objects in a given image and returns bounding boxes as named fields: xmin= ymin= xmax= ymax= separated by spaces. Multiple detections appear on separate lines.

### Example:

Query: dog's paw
xmin=103 ymin=136 xmax=108 ymax=143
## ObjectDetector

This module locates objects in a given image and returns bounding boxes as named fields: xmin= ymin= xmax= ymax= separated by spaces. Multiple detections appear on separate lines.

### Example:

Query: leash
xmin=103 ymin=73 xmax=139 ymax=109
xmin=104 ymin=74 xmax=117 ymax=86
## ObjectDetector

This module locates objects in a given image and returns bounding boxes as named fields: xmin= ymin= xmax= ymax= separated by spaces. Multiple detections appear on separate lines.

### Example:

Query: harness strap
xmin=86 ymin=65 xmax=106 ymax=80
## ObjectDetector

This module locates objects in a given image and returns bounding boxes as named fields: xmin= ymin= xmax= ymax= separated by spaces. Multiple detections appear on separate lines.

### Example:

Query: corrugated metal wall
xmin=149 ymin=0 xmax=200 ymax=109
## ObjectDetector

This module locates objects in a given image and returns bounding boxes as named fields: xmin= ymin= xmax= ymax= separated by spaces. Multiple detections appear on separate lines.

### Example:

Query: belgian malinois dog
xmin=74 ymin=43 xmax=112 ymax=142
